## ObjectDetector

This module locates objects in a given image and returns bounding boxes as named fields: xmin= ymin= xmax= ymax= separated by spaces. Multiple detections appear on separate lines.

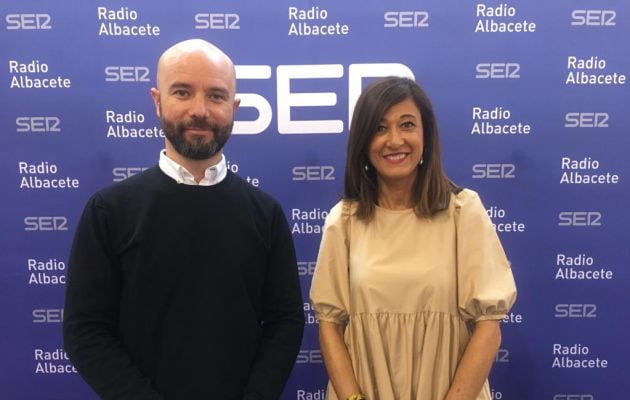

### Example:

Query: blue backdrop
xmin=1 ymin=1 xmax=629 ymax=399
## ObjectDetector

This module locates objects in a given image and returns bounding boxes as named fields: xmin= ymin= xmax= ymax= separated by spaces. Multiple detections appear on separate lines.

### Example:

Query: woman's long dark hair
xmin=344 ymin=76 xmax=457 ymax=220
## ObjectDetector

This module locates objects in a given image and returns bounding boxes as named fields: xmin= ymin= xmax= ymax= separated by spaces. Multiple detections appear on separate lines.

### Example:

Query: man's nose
xmin=188 ymin=95 xmax=210 ymax=118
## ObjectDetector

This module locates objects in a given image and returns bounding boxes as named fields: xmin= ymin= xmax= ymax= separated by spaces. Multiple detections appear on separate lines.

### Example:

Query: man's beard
xmin=161 ymin=115 xmax=233 ymax=160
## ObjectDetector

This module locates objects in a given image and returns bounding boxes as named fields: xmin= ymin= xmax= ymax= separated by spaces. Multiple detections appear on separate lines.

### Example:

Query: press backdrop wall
xmin=1 ymin=1 xmax=629 ymax=399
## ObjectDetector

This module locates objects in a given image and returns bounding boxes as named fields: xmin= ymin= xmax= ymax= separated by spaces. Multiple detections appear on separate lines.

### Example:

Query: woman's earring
xmin=364 ymin=164 xmax=369 ymax=171
xmin=419 ymin=158 xmax=424 ymax=165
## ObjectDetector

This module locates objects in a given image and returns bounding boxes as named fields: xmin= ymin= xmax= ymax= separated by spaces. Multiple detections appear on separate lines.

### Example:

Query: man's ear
xmin=150 ymin=88 xmax=161 ymax=117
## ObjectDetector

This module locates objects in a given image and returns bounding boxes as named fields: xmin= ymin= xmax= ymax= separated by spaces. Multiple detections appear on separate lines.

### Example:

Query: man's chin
xmin=183 ymin=141 xmax=222 ymax=160
xmin=184 ymin=130 xmax=213 ymax=141
xmin=181 ymin=149 xmax=216 ymax=160
xmin=186 ymin=153 xmax=217 ymax=161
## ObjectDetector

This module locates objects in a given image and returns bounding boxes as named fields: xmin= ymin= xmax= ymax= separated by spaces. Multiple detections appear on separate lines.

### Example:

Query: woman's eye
xmin=401 ymin=121 xmax=415 ymax=129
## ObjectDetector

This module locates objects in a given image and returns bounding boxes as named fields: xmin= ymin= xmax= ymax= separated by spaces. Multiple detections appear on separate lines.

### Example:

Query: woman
xmin=310 ymin=77 xmax=516 ymax=400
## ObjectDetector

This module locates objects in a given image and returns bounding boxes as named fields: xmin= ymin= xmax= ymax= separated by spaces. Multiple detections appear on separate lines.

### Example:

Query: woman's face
xmin=368 ymin=98 xmax=424 ymax=188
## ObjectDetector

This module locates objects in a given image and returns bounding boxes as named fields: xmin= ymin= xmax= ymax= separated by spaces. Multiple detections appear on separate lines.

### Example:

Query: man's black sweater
xmin=63 ymin=167 xmax=304 ymax=400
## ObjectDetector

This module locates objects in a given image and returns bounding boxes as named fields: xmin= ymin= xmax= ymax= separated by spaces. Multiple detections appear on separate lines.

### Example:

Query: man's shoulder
xmin=92 ymin=166 xmax=162 ymax=203
xmin=225 ymin=171 xmax=279 ymax=207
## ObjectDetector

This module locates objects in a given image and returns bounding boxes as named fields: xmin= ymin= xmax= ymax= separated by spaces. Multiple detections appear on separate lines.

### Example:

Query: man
xmin=63 ymin=39 xmax=304 ymax=400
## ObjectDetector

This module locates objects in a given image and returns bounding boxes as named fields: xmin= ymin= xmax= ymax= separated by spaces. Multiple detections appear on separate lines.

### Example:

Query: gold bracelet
xmin=346 ymin=394 xmax=368 ymax=400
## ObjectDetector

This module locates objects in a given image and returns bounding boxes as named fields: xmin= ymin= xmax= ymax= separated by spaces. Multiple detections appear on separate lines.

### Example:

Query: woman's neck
xmin=377 ymin=179 xmax=414 ymax=210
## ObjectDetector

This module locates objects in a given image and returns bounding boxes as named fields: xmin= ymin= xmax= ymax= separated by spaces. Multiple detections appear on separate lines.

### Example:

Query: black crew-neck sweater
xmin=63 ymin=166 xmax=304 ymax=400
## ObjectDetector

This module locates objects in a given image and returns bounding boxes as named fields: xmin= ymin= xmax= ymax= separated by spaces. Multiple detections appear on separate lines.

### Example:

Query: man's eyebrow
xmin=206 ymin=86 xmax=230 ymax=95
xmin=168 ymin=82 xmax=230 ymax=94
xmin=168 ymin=82 xmax=193 ymax=90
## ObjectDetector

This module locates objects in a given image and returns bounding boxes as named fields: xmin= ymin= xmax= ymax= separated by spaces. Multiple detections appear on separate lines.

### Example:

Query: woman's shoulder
xmin=452 ymin=187 xmax=481 ymax=204
xmin=451 ymin=187 xmax=486 ymax=214
xmin=325 ymin=199 xmax=357 ymax=224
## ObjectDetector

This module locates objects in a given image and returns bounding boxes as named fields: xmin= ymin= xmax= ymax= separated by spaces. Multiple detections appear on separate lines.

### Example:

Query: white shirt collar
xmin=158 ymin=150 xmax=227 ymax=186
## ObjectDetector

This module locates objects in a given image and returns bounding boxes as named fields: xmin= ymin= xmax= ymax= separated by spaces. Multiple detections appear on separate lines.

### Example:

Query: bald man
xmin=63 ymin=39 xmax=304 ymax=400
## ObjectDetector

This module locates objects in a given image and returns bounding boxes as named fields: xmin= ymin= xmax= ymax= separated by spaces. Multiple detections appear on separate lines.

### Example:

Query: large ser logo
xmin=233 ymin=63 xmax=414 ymax=134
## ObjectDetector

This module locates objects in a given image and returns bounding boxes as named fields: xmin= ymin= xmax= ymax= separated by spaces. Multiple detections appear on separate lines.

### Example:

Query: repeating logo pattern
xmin=2 ymin=1 xmax=628 ymax=398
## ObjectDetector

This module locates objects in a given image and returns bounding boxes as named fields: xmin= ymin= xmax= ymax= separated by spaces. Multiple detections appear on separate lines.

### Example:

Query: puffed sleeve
xmin=310 ymin=201 xmax=351 ymax=325
xmin=455 ymin=189 xmax=517 ymax=322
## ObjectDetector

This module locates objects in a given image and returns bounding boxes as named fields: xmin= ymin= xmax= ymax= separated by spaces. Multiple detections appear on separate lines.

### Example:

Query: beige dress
xmin=310 ymin=189 xmax=517 ymax=400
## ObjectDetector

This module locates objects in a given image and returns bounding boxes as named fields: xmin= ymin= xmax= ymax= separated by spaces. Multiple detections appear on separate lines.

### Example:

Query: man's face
xmin=152 ymin=50 xmax=239 ymax=161
xmin=158 ymin=104 xmax=233 ymax=160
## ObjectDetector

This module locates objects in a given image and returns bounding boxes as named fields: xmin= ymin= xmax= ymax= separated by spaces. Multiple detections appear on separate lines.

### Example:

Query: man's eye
xmin=209 ymin=93 xmax=226 ymax=101
xmin=173 ymin=90 xmax=189 ymax=97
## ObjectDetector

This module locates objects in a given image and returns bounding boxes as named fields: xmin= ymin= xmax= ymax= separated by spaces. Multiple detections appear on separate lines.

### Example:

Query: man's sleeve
xmin=242 ymin=203 xmax=305 ymax=400
xmin=63 ymin=193 xmax=165 ymax=400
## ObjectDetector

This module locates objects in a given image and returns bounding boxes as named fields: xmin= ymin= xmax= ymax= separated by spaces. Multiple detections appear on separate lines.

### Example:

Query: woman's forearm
xmin=444 ymin=320 xmax=502 ymax=400
xmin=319 ymin=320 xmax=363 ymax=400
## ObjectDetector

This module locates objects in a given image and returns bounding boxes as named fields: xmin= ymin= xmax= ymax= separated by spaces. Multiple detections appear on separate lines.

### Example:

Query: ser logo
xmin=555 ymin=304 xmax=597 ymax=318
xmin=564 ymin=113 xmax=609 ymax=128
xmin=24 ymin=216 xmax=68 ymax=231
xmin=571 ymin=10 xmax=616 ymax=26
xmin=476 ymin=63 xmax=520 ymax=79
xmin=32 ymin=308 xmax=64 ymax=323
xmin=292 ymin=166 xmax=335 ymax=181
xmin=105 ymin=66 xmax=150 ymax=82
xmin=494 ymin=348 xmax=509 ymax=363
xmin=558 ymin=211 xmax=601 ymax=226
xmin=232 ymin=62 xmax=414 ymax=135
xmin=16 ymin=117 xmax=61 ymax=132
xmin=194 ymin=13 xmax=240 ymax=29
xmin=5 ymin=13 xmax=51 ymax=30
xmin=554 ymin=396 xmax=594 ymax=400
xmin=113 ymin=167 xmax=149 ymax=182
xmin=384 ymin=11 xmax=429 ymax=28
xmin=472 ymin=164 xmax=515 ymax=179
xmin=296 ymin=349 xmax=323 ymax=364
xmin=298 ymin=261 xmax=317 ymax=276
